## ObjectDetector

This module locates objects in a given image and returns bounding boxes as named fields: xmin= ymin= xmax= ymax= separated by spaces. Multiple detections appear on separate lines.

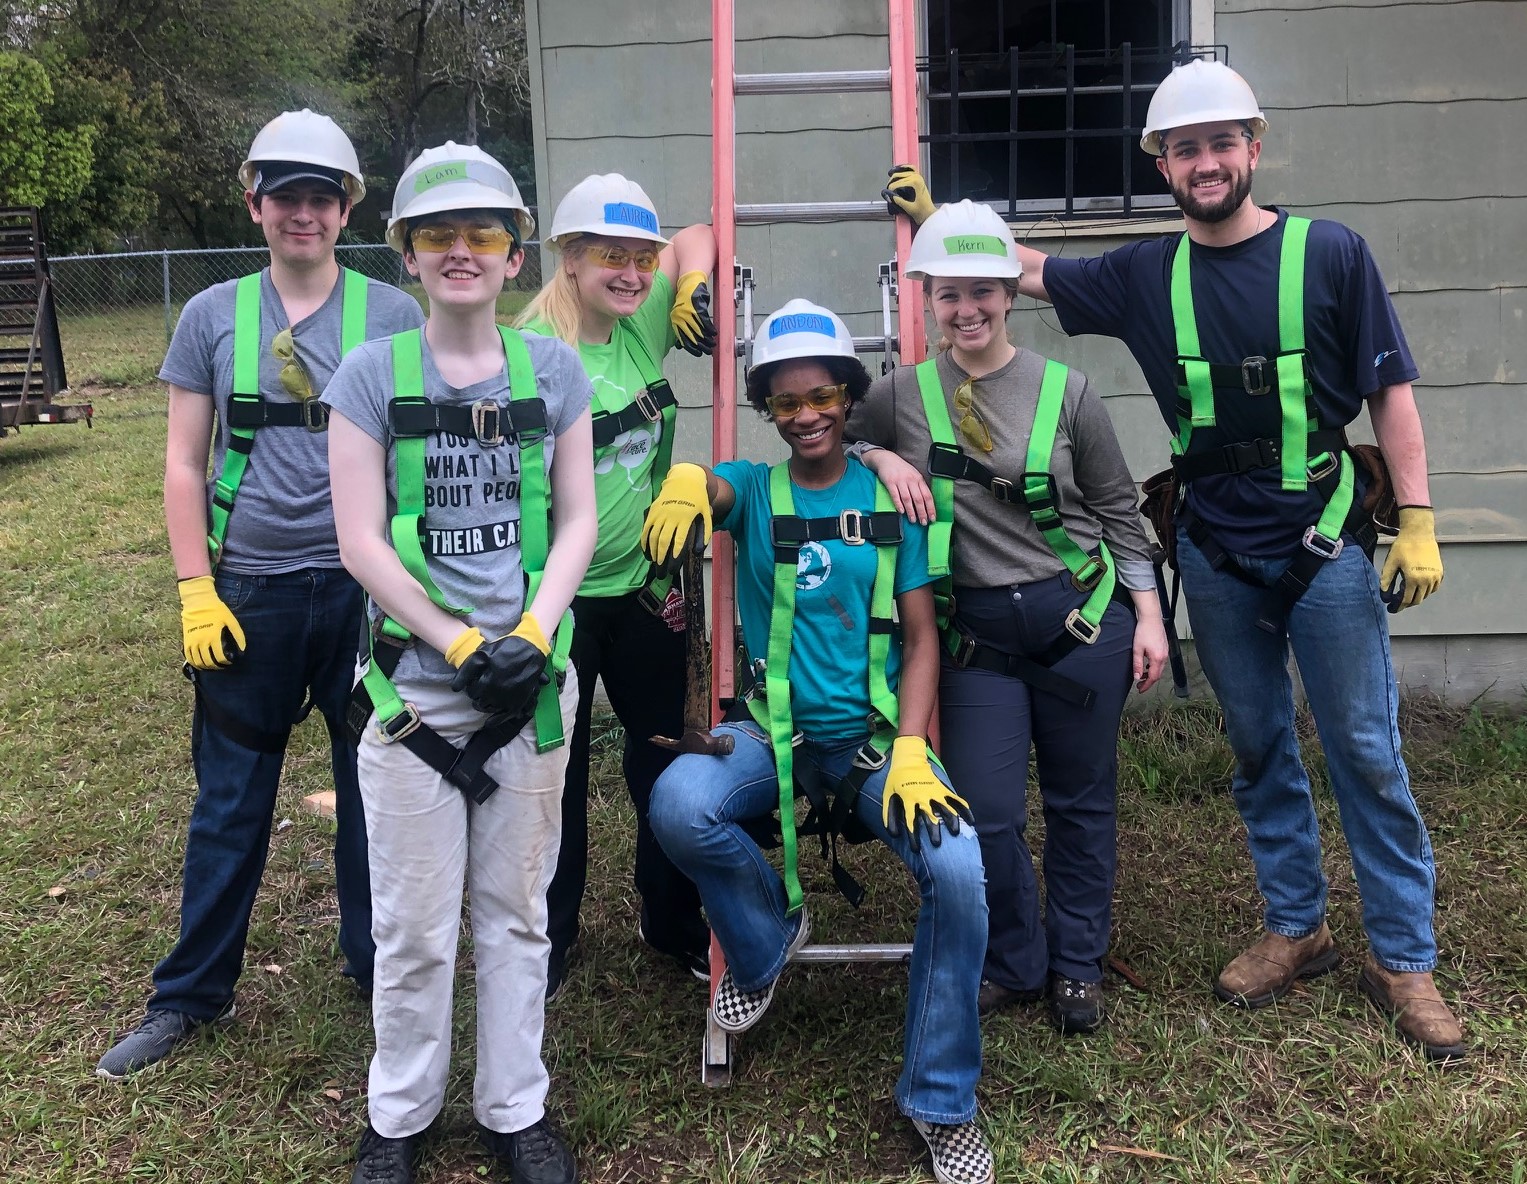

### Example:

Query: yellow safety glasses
xmin=410 ymin=222 xmax=515 ymax=254
xmin=765 ymin=383 xmax=848 ymax=421
xmin=953 ymin=376 xmax=993 ymax=452
xmin=271 ymin=327 xmax=314 ymax=401
xmin=583 ymin=243 xmax=660 ymax=273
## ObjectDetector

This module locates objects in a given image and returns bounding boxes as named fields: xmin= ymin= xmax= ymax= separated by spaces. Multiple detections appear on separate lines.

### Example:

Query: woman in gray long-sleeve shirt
xmin=849 ymin=200 xmax=1168 ymax=1036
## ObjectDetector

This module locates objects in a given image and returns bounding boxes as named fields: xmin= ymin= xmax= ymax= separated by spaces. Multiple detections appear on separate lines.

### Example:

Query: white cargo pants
xmin=357 ymin=669 xmax=577 ymax=1138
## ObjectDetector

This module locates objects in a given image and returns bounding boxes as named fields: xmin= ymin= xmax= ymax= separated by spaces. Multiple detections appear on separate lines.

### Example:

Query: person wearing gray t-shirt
xmin=98 ymin=111 xmax=424 ymax=1083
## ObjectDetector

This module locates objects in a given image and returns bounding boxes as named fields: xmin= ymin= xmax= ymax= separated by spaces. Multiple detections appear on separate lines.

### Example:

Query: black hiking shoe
xmin=480 ymin=1116 xmax=578 ymax=1184
xmin=638 ymin=917 xmax=710 ymax=981
xmin=96 ymin=1004 xmax=236 ymax=1079
xmin=351 ymin=1125 xmax=418 ymax=1184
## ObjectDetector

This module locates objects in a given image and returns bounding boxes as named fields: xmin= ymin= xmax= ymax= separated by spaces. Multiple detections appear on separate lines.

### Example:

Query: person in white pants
xmin=324 ymin=141 xmax=597 ymax=1184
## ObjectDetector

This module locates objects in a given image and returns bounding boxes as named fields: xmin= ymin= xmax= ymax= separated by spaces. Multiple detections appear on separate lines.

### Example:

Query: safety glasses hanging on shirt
xmin=583 ymin=243 xmax=660 ymax=273
xmin=410 ymin=222 xmax=516 ymax=255
xmin=953 ymin=376 xmax=993 ymax=453
xmin=271 ymin=328 xmax=315 ymax=401
xmin=765 ymin=382 xmax=848 ymax=421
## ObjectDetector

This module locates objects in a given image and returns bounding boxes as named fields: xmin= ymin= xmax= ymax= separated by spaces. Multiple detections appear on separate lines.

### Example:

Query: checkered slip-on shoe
xmin=911 ymin=1118 xmax=995 ymax=1184
xmin=709 ymin=907 xmax=810 ymax=1035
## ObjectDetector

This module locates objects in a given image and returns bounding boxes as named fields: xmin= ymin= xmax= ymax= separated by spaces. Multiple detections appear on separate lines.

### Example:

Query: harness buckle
xmin=852 ymin=740 xmax=889 ymax=772
xmin=1307 ymin=450 xmax=1340 ymax=482
xmin=1071 ymin=554 xmax=1108 ymax=593
xmin=471 ymin=399 xmax=503 ymax=446
xmin=1224 ymin=437 xmax=1280 ymax=472
xmin=1063 ymin=609 xmax=1102 ymax=645
xmin=988 ymin=476 xmax=1017 ymax=503
xmin=1301 ymin=525 xmax=1344 ymax=560
xmin=300 ymin=398 xmax=328 ymax=433
xmin=376 ymin=702 xmax=423 ymax=744
xmin=634 ymin=388 xmax=661 ymax=423
xmin=1241 ymin=356 xmax=1272 ymax=396
xmin=838 ymin=508 xmax=866 ymax=545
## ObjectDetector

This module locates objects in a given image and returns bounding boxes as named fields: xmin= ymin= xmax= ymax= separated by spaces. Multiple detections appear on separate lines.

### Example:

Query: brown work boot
xmin=1357 ymin=955 xmax=1468 ymax=1063
xmin=1214 ymin=923 xmax=1340 ymax=1009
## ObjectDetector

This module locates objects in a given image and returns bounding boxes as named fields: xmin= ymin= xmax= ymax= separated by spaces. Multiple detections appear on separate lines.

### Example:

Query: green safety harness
xmin=587 ymin=321 xmax=680 ymax=612
xmin=344 ymin=325 xmax=574 ymax=802
xmin=738 ymin=463 xmax=908 ymax=913
xmin=915 ymin=357 xmax=1130 ymax=709
xmin=1167 ymin=215 xmax=1376 ymax=629
xmin=209 ymin=268 xmax=369 ymax=567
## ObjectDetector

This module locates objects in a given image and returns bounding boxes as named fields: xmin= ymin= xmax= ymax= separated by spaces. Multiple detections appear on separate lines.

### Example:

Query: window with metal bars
xmin=922 ymin=0 xmax=1223 ymax=219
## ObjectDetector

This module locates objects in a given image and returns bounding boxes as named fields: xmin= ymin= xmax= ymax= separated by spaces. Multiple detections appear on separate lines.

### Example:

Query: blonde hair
xmin=513 ymin=235 xmax=590 ymax=346
xmin=927 ymin=276 xmax=1020 ymax=353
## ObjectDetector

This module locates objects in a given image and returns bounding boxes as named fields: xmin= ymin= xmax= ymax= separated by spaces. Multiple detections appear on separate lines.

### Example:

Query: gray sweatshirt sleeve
xmin=1066 ymin=372 xmax=1155 ymax=591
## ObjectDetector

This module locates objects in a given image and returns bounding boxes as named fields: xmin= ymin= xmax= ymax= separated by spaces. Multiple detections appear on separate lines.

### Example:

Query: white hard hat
xmin=1140 ymin=60 xmax=1268 ymax=156
xmin=386 ymin=143 xmax=535 ymax=253
xmin=238 ymin=110 xmax=366 ymax=204
xmin=546 ymin=173 xmax=670 ymax=248
xmin=903 ymin=201 xmax=1022 ymax=281
xmin=750 ymin=299 xmax=856 ymax=371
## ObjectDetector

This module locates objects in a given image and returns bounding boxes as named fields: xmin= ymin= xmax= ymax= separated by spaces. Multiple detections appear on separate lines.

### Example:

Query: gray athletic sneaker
xmin=96 ymin=1006 xmax=235 ymax=1079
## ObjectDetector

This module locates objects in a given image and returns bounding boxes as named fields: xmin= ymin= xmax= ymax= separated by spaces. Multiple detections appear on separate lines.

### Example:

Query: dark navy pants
xmin=151 ymin=567 xmax=374 ymax=1019
xmin=938 ymin=574 xmax=1133 ymax=991
xmin=546 ymin=588 xmax=705 ymax=960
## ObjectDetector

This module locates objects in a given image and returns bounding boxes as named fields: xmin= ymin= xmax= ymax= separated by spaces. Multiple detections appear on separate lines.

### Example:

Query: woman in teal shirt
xmin=516 ymin=174 xmax=718 ymax=996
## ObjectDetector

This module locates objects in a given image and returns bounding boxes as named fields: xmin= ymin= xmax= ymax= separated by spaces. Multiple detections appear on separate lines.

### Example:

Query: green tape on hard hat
xmin=412 ymin=159 xmax=507 ymax=195
xmin=942 ymin=234 xmax=1007 ymax=257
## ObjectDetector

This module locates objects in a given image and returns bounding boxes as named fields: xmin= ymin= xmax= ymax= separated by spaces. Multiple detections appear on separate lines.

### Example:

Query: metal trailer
xmin=0 ymin=209 xmax=92 ymax=441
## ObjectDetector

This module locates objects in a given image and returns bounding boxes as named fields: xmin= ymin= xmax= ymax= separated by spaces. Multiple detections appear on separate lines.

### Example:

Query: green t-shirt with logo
xmin=523 ymin=268 xmax=677 ymax=596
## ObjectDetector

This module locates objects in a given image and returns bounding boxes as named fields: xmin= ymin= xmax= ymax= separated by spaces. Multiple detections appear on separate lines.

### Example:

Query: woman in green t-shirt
xmin=515 ymin=174 xmax=718 ymax=997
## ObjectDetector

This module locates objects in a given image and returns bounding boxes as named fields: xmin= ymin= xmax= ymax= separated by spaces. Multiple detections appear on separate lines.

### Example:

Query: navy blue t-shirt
xmin=1045 ymin=208 xmax=1418 ymax=557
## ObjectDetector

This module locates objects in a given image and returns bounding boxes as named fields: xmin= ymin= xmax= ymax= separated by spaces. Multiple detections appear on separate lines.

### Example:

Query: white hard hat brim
xmin=904 ymin=256 xmax=1023 ymax=281
xmin=549 ymin=225 xmax=669 ymax=250
xmin=386 ymin=184 xmax=536 ymax=253
xmin=1142 ymin=111 xmax=1269 ymax=155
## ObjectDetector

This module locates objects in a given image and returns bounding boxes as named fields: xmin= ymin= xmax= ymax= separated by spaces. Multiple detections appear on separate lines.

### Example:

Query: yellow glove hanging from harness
xmin=178 ymin=576 xmax=246 ymax=670
xmin=641 ymin=462 xmax=712 ymax=577
xmin=1381 ymin=506 xmax=1443 ymax=610
xmin=882 ymin=736 xmax=973 ymax=853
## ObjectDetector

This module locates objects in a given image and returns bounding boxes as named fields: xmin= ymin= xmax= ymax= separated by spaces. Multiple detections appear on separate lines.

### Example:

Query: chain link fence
xmin=48 ymin=242 xmax=544 ymax=386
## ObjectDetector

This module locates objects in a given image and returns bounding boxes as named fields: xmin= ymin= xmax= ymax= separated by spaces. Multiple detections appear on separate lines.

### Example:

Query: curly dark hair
xmin=744 ymin=353 xmax=873 ymax=421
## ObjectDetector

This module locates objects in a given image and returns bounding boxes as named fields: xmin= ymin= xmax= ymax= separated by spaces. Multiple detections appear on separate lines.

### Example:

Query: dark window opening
xmin=923 ymin=0 xmax=1224 ymax=219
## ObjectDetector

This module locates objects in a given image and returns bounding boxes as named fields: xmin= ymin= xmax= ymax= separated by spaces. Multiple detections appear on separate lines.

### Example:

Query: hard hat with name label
xmin=545 ymin=173 xmax=670 ymax=248
xmin=238 ymin=110 xmax=366 ymax=204
xmin=750 ymin=298 xmax=857 ymax=371
xmin=386 ymin=142 xmax=535 ymax=253
xmin=903 ymin=200 xmax=1022 ymax=281
xmin=1140 ymin=60 xmax=1268 ymax=156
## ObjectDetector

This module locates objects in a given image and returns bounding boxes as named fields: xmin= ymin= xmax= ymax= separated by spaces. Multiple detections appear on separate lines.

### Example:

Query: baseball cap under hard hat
xmin=251 ymin=163 xmax=350 ymax=199
xmin=239 ymin=109 xmax=366 ymax=203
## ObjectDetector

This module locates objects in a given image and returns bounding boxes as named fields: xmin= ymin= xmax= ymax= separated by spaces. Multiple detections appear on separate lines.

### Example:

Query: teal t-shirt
xmin=523 ymin=269 xmax=677 ymax=596
xmin=716 ymin=458 xmax=934 ymax=740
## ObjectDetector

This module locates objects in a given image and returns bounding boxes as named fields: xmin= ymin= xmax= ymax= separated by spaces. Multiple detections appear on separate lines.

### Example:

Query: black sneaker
xmin=95 ymin=1005 xmax=236 ymax=1079
xmin=480 ymin=1116 xmax=578 ymax=1184
xmin=1049 ymin=975 xmax=1104 ymax=1034
xmin=977 ymin=979 xmax=1044 ymax=1016
xmin=637 ymin=917 xmax=711 ymax=981
xmin=351 ymin=1125 xmax=418 ymax=1184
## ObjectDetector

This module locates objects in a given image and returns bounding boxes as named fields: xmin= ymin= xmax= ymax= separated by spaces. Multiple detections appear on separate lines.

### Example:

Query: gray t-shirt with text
xmin=159 ymin=269 xmax=425 ymax=573
xmin=321 ymin=331 xmax=593 ymax=690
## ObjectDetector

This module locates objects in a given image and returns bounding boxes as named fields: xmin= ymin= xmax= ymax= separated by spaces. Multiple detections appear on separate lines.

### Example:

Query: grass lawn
xmin=1 ymin=367 xmax=1524 ymax=1182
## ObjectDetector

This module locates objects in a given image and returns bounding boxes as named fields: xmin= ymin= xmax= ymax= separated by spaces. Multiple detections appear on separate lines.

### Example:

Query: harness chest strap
xmin=209 ymin=268 xmax=368 ymax=566
xmin=914 ymin=357 xmax=1119 ymax=643
xmin=361 ymin=324 xmax=572 ymax=756
xmin=747 ymin=463 xmax=902 ymax=916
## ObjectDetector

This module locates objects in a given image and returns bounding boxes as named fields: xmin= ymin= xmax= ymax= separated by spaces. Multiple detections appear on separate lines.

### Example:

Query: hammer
xmin=651 ymin=540 xmax=734 ymax=757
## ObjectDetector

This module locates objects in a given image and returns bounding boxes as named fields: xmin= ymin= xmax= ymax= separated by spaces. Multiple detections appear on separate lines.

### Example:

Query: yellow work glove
xmin=449 ymin=612 xmax=550 ymax=717
xmin=444 ymin=626 xmax=487 ymax=668
xmin=177 ymin=575 xmax=246 ymax=670
xmin=1380 ymin=506 xmax=1444 ymax=610
xmin=641 ymin=462 xmax=712 ymax=578
xmin=881 ymin=736 xmax=974 ymax=852
xmin=882 ymin=165 xmax=936 ymax=225
xmin=670 ymin=270 xmax=718 ymax=357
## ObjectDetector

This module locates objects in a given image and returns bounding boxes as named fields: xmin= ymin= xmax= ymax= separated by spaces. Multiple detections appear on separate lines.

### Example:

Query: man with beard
xmin=882 ymin=60 xmax=1464 ymax=1061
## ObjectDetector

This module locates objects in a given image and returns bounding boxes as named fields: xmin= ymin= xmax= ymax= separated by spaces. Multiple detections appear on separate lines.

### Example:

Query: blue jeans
xmin=649 ymin=723 xmax=987 ymax=1124
xmin=150 ymin=567 xmax=375 ymax=1018
xmin=1177 ymin=528 xmax=1437 ymax=971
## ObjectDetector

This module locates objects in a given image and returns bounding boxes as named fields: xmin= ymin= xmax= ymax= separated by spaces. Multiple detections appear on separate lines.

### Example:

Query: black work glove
xmin=449 ymin=633 xmax=549 ymax=718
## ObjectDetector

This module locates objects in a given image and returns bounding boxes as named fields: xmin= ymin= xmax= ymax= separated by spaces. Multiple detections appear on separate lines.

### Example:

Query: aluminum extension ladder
xmin=701 ymin=0 xmax=927 ymax=1087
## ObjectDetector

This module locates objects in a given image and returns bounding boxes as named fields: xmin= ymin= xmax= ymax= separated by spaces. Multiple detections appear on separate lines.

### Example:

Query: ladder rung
xmin=734 ymin=69 xmax=891 ymax=96
xmin=736 ymin=201 xmax=887 ymax=225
